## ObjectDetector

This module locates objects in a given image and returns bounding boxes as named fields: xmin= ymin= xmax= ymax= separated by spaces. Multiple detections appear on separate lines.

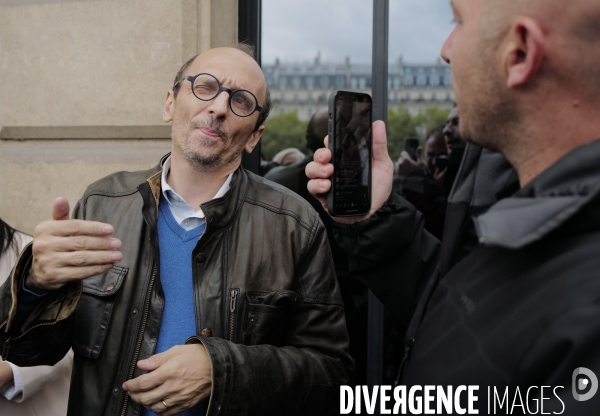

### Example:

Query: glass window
xmin=320 ymin=76 xmax=329 ymax=89
xmin=444 ymin=74 xmax=452 ymax=87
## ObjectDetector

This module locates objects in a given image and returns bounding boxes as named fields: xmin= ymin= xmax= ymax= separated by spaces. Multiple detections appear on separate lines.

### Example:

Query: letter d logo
xmin=572 ymin=368 xmax=598 ymax=401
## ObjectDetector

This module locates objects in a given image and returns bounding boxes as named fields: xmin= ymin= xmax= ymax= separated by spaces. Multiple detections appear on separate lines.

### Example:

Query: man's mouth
xmin=445 ymin=135 xmax=459 ymax=148
xmin=198 ymin=127 xmax=222 ymax=139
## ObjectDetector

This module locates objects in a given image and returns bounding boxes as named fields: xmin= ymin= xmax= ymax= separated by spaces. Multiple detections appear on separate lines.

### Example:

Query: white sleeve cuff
xmin=2 ymin=361 xmax=23 ymax=401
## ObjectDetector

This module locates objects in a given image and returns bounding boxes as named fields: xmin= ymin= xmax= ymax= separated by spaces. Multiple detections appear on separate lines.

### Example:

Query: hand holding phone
xmin=305 ymin=121 xmax=394 ymax=224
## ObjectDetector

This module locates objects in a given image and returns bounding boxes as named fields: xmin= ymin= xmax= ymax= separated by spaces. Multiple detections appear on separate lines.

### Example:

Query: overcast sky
xmin=262 ymin=0 xmax=454 ymax=65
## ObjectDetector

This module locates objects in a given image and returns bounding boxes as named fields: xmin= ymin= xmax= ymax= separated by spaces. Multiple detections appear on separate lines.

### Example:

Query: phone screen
xmin=330 ymin=92 xmax=372 ymax=216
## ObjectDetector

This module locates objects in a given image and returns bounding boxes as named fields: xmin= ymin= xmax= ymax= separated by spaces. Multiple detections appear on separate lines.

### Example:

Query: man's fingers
xmin=416 ymin=146 xmax=424 ymax=162
xmin=52 ymin=197 xmax=71 ymax=221
xmin=123 ymin=375 xmax=181 ymax=416
xmin=37 ymin=219 xmax=114 ymax=237
xmin=137 ymin=351 xmax=170 ymax=372
xmin=307 ymin=179 xmax=331 ymax=196
xmin=41 ymin=235 xmax=121 ymax=252
xmin=54 ymin=250 xmax=122 ymax=267
xmin=313 ymin=148 xmax=332 ymax=164
xmin=371 ymin=120 xmax=391 ymax=163
xmin=305 ymin=161 xmax=333 ymax=181
xmin=123 ymin=371 xmax=164 ymax=394
xmin=33 ymin=264 xmax=115 ymax=285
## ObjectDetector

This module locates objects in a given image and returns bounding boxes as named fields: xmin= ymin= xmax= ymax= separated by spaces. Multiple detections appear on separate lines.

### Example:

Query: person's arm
xmin=332 ymin=192 xmax=441 ymax=327
xmin=0 ymin=197 xmax=121 ymax=367
xmin=7 ymin=349 xmax=74 ymax=403
xmin=123 ymin=216 xmax=353 ymax=416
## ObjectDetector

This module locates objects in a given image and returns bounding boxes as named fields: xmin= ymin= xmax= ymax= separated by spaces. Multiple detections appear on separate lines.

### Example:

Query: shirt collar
xmin=161 ymin=155 xmax=233 ymax=213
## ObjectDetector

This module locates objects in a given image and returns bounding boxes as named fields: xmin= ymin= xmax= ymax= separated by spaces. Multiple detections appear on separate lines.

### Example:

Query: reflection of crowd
xmin=392 ymin=106 xmax=469 ymax=239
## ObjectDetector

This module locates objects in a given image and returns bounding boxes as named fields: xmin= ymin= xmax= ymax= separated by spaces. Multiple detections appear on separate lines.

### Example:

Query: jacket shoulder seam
xmin=243 ymin=198 xmax=313 ymax=232
xmin=82 ymin=189 xmax=139 ymax=206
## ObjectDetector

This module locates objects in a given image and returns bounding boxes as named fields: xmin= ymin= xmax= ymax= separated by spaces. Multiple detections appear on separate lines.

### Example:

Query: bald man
xmin=0 ymin=45 xmax=352 ymax=416
xmin=308 ymin=0 xmax=600 ymax=412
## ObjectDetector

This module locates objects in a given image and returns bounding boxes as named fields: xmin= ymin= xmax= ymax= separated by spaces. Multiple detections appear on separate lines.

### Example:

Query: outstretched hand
xmin=306 ymin=120 xmax=394 ymax=224
xmin=25 ymin=197 xmax=122 ymax=292
xmin=395 ymin=146 xmax=427 ymax=176
xmin=123 ymin=344 xmax=213 ymax=416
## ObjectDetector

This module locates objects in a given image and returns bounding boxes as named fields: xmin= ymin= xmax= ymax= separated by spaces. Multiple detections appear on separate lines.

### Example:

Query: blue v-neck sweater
xmin=141 ymin=198 xmax=205 ymax=416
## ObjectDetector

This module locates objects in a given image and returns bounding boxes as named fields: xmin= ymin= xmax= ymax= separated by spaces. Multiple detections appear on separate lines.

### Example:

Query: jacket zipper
xmin=120 ymin=265 xmax=157 ymax=416
xmin=396 ymin=337 xmax=415 ymax=386
xmin=228 ymin=289 xmax=239 ymax=342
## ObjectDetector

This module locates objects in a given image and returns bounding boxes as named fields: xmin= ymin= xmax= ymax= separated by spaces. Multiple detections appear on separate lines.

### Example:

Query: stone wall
xmin=0 ymin=0 xmax=238 ymax=233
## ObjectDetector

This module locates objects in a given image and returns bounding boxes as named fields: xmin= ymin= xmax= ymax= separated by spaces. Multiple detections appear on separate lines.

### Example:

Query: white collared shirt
xmin=161 ymin=156 xmax=233 ymax=231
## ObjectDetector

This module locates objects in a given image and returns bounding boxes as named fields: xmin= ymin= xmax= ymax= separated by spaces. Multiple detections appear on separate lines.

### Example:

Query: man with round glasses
xmin=0 ymin=45 xmax=352 ymax=416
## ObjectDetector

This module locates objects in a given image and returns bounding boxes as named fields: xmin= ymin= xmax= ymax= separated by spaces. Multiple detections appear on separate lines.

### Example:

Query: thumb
xmin=371 ymin=120 xmax=391 ymax=164
xmin=52 ymin=197 xmax=71 ymax=221
xmin=137 ymin=350 xmax=171 ymax=371
xmin=416 ymin=146 xmax=424 ymax=162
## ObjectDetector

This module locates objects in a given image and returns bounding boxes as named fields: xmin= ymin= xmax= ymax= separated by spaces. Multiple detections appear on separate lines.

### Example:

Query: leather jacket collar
xmin=145 ymin=153 xmax=250 ymax=232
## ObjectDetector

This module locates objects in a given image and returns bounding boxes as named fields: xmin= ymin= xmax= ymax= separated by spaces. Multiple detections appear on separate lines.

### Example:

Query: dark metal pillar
xmin=239 ymin=0 xmax=262 ymax=174
xmin=367 ymin=0 xmax=389 ymax=394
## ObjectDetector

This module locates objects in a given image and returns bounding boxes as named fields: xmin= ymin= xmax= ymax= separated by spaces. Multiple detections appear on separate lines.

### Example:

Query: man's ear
xmin=504 ymin=17 xmax=546 ymax=88
xmin=244 ymin=125 xmax=265 ymax=154
xmin=163 ymin=90 xmax=175 ymax=123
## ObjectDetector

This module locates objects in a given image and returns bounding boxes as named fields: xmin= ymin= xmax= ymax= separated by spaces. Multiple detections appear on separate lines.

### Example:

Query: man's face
xmin=164 ymin=48 xmax=266 ymax=171
xmin=442 ymin=107 xmax=463 ymax=154
xmin=425 ymin=133 xmax=448 ymax=172
xmin=440 ymin=0 xmax=518 ymax=152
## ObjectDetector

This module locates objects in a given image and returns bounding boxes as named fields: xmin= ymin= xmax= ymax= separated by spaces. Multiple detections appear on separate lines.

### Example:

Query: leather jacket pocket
xmin=72 ymin=266 xmax=127 ymax=358
xmin=242 ymin=290 xmax=300 ymax=346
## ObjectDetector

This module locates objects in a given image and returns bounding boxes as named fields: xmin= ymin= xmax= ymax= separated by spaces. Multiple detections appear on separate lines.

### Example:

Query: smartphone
xmin=327 ymin=90 xmax=372 ymax=217
xmin=405 ymin=137 xmax=419 ymax=161
xmin=435 ymin=154 xmax=449 ymax=171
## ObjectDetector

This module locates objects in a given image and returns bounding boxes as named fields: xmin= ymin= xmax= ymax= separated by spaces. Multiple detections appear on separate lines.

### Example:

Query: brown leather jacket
xmin=0 ymin=156 xmax=353 ymax=415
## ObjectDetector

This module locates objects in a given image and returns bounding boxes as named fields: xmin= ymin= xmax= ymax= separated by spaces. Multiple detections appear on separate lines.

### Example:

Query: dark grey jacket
xmin=335 ymin=140 xmax=600 ymax=414
xmin=0 ymin=156 xmax=353 ymax=416
xmin=403 ymin=139 xmax=600 ymax=414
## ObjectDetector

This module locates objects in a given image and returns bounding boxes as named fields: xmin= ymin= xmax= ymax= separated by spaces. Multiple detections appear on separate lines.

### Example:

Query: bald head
xmin=172 ymin=45 xmax=272 ymax=131
xmin=479 ymin=0 xmax=600 ymax=96
xmin=445 ymin=0 xmax=600 ymax=185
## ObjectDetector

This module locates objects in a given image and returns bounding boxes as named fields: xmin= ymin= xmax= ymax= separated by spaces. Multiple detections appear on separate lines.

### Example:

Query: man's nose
xmin=440 ymin=27 xmax=455 ymax=64
xmin=207 ymin=91 xmax=230 ymax=117
xmin=443 ymin=123 xmax=451 ymax=136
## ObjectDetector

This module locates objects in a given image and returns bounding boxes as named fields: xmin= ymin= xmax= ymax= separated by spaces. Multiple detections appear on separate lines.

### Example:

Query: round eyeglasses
xmin=177 ymin=73 xmax=263 ymax=118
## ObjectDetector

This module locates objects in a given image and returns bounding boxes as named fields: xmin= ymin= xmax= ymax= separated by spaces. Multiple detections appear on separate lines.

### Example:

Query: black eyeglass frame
xmin=175 ymin=72 xmax=263 ymax=118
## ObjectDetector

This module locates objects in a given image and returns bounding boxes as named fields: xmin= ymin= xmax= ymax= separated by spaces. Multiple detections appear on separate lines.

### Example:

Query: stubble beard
xmin=458 ymin=44 xmax=521 ymax=156
xmin=173 ymin=116 xmax=244 ymax=170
